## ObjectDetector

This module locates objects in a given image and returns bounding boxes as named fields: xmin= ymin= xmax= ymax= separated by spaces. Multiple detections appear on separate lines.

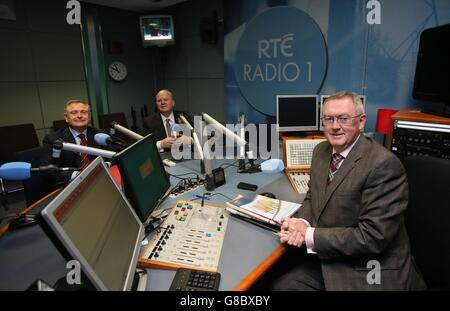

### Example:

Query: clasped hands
xmin=278 ymin=217 xmax=309 ymax=247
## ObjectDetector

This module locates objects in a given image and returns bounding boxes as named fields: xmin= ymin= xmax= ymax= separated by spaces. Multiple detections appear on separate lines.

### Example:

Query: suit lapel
xmin=317 ymin=135 xmax=368 ymax=220
xmin=64 ymin=127 xmax=76 ymax=144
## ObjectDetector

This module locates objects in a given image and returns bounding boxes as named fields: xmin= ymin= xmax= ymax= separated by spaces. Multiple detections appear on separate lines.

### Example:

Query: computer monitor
xmin=139 ymin=15 xmax=175 ymax=47
xmin=114 ymin=134 xmax=170 ymax=224
xmin=319 ymin=95 xmax=366 ymax=130
xmin=40 ymin=157 xmax=144 ymax=291
xmin=276 ymin=95 xmax=319 ymax=132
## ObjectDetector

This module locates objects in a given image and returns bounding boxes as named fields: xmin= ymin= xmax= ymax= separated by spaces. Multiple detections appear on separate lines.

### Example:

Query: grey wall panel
xmin=0 ymin=82 xmax=42 ymax=128
xmin=38 ymin=81 xmax=89 ymax=128
xmin=162 ymin=79 xmax=189 ymax=112
xmin=107 ymin=79 xmax=155 ymax=128
xmin=188 ymin=79 xmax=224 ymax=121
xmin=0 ymin=0 xmax=27 ymax=30
xmin=32 ymin=32 xmax=85 ymax=81
xmin=26 ymin=0 xmax=80 ymax=35
xmin=163 ymin=35 xmax=188 ymax=79
xmin=187 ymin=35 xmax=223 ymax=79
xmin=36 ymin=128 xmax=50 ymax=145
xmin=0 ymin=28 xmax=34 ymax=81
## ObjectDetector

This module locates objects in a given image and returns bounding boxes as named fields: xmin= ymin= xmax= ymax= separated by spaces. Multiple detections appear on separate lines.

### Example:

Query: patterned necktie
xmin=78 ymin=133 xmax=90 ymax=170
xmin=328 ymin=153 xmax=344 ymax=183
xmin=165 ymin=118 xmax=172 ymax=137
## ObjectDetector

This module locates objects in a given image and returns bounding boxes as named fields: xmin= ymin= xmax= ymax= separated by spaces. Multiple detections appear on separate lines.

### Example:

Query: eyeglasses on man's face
xmin=67 ymin=110 xmax=90 ymax=116
xmin=321 ymin=114 xmax=362 ymax=126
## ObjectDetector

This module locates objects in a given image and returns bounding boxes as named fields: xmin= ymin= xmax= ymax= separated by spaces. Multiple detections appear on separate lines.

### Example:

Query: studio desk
xmin=0 ymin=157 xmax=304 ymax=291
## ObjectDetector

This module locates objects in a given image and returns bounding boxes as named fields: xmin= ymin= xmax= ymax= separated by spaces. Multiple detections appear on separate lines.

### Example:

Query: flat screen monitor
xmin=413 ymin=23 xmax=450 ymax=103
xmin=139 ymin=15 xmax=175 ymax=47
xmin=319 ymin=95 xmax=366 ymax=130
xmin=114 ymin=134 xmax=170 ymax=224
xmin=276 ymin=95 xmax=319 ymax=132
xmin=40 ymin=157 xmax=144 ymax=291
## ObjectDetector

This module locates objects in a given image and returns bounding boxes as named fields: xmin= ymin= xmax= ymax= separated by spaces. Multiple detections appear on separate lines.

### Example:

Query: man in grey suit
xmin=274 ymin=91 xmax=426 ymax=290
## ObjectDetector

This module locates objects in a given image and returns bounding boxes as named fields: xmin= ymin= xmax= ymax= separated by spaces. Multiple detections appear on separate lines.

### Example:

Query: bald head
xmin=155 ymin=89 xmax=175 ymax=117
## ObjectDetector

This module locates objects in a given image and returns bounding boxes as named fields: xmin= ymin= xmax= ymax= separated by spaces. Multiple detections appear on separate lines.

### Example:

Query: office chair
xmin=99 ymin=112 xmax=133 ymax=142
xmin=52 ymin=119 xmax=67 ymax=131
xmin=15 ymin=147 xmax=53 ymax=207
xmin=0 ymin=124 xmax=40 ymax=210
xmin=404 ymin=155 xmax=450 ymax=290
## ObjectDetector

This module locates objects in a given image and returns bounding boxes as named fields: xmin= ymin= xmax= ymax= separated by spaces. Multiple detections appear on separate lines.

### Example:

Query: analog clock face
xmin=108 ymin=61 xmax=127 ymax=81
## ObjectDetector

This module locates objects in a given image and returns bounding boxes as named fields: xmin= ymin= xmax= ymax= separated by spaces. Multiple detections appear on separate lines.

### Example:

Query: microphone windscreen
xmin=260 ymin=159 xmax=284 ymax=173
xmin=0 ymin=162 xmax=32 ymax=180
xmin=94 ymin=133 xmax=110 ymax=146
xmin=171 ymin=123 xmax=182 ymax=132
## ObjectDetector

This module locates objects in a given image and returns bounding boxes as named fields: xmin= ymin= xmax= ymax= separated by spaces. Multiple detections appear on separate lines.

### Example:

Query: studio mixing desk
xmin=0 ymin=157 xmax=304 ymax=291
xmin=145 ymin=157 xmax=304 ymax=290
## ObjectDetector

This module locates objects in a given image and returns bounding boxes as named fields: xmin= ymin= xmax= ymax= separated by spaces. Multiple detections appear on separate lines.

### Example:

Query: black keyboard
xmin=169 ymin=268 xmax=221 ymax=291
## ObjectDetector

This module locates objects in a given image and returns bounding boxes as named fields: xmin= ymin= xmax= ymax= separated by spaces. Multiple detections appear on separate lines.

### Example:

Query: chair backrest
xmin=15 ymin=146 xmax=53 ymax=206
xmin=99 ymin=112 xmax=128 ymax=131
xmin=0 ymin=124 xmax=40 ymax=164
xmin=99 ymin=112 xmax=131 ymax=142
xmin=53 ymin=119 xmax=67 ymax=131
xmin=404 ymin=155 xmax=450 ymax=290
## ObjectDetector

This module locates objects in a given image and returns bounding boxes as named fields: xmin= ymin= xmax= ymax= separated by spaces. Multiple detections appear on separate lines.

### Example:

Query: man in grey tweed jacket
xmin=274 ymin=91 xmax=426 ymax=290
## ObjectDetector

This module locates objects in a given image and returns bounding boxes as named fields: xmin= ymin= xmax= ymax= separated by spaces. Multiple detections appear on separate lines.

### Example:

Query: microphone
xmin=0 ymin=162 xmax=80 ymax=181
xmin=170 ymin=123 xmax=185 ymax=138
xmin=52 ymin=139 xmax=63 ymax=160
xmin=111 ymin=122 xmax=143 ymax=141
xmin=58 ymin=141 xmax=116 ymax=158
xmin=94 ymin=133 xmax=127 ymax=147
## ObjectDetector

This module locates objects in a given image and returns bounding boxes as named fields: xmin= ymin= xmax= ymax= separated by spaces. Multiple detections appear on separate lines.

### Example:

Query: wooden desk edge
xmin=233 ymin=244 xmax=287 ymax=291
xmin=0 ymin=188 xmax=61 ymax=237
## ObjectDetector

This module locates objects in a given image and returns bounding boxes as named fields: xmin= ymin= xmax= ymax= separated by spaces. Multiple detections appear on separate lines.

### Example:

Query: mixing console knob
xmin=220 ymin=215 xmax=224 ymax=219
xmin=158 ymin=246 xmax=163 ymax=251
xmin=164 ymin=235 xmax=169 ymax=239
xmin=168 ymin=230 xmax=172 ymax=234
xmin=171 ymin=224 xmax=175 ymax=229
xmin=154 ymin=253 xmax=159 ymax=258
xmin=162 ymin=240 xmax=166 ymax=245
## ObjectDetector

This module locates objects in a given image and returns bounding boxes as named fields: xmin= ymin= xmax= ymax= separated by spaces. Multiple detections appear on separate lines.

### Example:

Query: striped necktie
xmin=78 ymin=133 xmax=90 ymax=170
xmin=328 ymin=153 xmax=344 ymax=183
xmin=165 ymin=118 xmax=172 ymax=137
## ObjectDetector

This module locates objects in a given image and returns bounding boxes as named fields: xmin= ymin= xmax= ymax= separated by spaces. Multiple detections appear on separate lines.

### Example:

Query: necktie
xmin=165 ymin=118 xmax=172 ymax=137
xmin=328 ymin=153 xmax=344 ymax=183
xmin=78 ymin=133 xmax=90 ymax=170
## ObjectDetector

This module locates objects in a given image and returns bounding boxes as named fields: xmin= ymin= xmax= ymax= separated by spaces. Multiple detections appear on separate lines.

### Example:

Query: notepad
xmin=226 ymin=194 xmax=301 ymax=226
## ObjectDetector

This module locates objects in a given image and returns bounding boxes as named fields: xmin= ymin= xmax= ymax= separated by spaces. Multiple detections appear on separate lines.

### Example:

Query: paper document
xmin=226 ymin=194 xmax=301 ymax=225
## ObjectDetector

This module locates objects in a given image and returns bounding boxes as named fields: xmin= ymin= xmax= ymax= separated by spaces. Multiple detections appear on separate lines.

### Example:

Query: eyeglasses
xmin=67 ymin=110 xmax=90 ymax=116
xmin=321 ymin=114 xmax=362 ymax=126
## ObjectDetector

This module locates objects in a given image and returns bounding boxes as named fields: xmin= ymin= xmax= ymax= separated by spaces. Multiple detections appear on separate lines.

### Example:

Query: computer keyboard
xmin=288 ymin=171 xmax=310 ymax=194
xmin=169 ymin=268 xmax=221 ymax=291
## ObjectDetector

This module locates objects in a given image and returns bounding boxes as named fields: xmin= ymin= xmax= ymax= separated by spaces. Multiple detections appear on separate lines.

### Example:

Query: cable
xmin=168 ymin=172 xmax=200 ymax=180
xmin=219 ymin=159 xmax=240 ymax=170
xmin=192 ymin=192 xmax=234 ymax=206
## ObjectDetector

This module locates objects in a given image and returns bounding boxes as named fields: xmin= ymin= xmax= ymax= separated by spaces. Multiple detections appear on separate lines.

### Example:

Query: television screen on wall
xmin=139 ymin=15 xmax=175 ymax=47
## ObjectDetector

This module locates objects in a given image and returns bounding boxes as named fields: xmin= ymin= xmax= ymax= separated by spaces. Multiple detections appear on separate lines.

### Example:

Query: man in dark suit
xmin=41 ymin=100 xmax=105 ymax=187
xmin=143 ymin=89 xmax=192 ymax=152
xmin=274 ymin=91 xmax=426 ymax=290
